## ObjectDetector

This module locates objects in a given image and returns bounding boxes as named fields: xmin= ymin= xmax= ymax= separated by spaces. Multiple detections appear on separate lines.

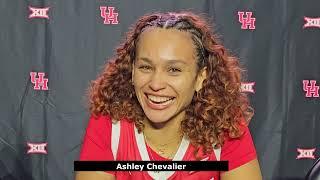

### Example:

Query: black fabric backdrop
xmin=1 ymin=0 xmax=319 ymax=179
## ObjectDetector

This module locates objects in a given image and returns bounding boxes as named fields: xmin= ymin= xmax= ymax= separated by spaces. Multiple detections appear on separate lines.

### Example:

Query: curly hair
xmin=88 ymin=11 xmax=254 ymax=155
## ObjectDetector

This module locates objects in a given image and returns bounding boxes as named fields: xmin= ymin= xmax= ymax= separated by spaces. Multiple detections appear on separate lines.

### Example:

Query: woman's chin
xmin=146 ymin=116 xmax=168 ymax=124
xmin=142 ymin=107 xmax=172 ymax=124
xmin=144 ymin=115 xmax=170 ymax=127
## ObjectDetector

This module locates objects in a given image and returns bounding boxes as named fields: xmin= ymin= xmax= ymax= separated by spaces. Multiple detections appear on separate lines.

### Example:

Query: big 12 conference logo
xmin=296 ymin=148 xmax=316 ymax=159
xmin=241 ymin=82 xmax=255 ymax=93
xmin=303 ymin=80 xmax=319 ymax=97
xmin=238 ymin=12 xmax=256 ymax=30
xmin=100 ymin=6 xmax=119 ymax=24
xmin=27 ymin=142 xmax=48 ymax=154
xmin=29 ymin=6 xmax=50 ymax=19
xmin=303 ymin=17 xmax=320 ymax=29
xmin=30 ymin=72 xmax=49 ymax=90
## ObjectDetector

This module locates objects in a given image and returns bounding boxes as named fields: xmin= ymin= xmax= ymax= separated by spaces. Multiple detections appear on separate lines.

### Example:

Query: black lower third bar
xmin=74 ymin=161 xmax=228 ymax=171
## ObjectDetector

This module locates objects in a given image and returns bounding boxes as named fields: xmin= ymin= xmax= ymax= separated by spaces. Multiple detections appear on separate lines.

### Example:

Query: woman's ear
xmin=195 ymin=67 xmax=207 ymax=92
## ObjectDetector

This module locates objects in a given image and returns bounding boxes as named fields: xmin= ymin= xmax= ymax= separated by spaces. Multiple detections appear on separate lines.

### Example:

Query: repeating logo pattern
xmin=238 ymin=11 xmax=256 ymax=30
xmin=296 ymin=148 xmax=316 ymax=159
xmin=29 ymin=6 xmax=50 ymax=19
xmin=26 ymin=3 xmax=319 ymax=168
xmin=30 ymin=72 xmax=49 ymax=90
xmin=100 ymin=6 xmax=119 ymax=24
xmin=241 ymin=82 xmax=255 ymax=93
xmin=27 ymin=142 xmax=48 ymax=154
xmin=303 ymin=17 xmax=320 ymax=29
xmin=303 ymin=80 xmax=319 ymax=97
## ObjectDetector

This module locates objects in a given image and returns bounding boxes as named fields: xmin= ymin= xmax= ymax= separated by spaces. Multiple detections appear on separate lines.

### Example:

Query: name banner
xmin=74 ymin=161 xmax=228 ymax=171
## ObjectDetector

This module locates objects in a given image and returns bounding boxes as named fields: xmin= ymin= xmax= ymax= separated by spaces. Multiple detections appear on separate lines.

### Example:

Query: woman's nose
xmin=148 ymin=72 xmax=166 ymax=91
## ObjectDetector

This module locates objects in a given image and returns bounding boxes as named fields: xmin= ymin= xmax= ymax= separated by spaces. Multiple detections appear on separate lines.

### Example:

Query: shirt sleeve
xmin=79 ymin=114 xmax=115 ymax=175
xmin=220 ymin=124 xmax=257 ymax=171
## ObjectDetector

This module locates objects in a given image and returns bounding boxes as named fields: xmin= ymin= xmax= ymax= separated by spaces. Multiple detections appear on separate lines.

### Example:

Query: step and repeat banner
xmin=0 ymin=0 xmax=319 ymax=179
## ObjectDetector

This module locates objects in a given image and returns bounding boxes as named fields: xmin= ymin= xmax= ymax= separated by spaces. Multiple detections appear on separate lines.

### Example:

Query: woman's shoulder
xmin=222 ymin=124 xmax=252 ymax=147
xmin=90 ymin=113 xmax=112 ymax=121
xmin=84 ymin=114 xmax=113 ymax=139
xmin=220 ymin=123 xmax=257 ymax=170
xmin=88 ymin=113 xmax=134 ymax=128
xmin=222 ymin=116 xmax=253 ymax=147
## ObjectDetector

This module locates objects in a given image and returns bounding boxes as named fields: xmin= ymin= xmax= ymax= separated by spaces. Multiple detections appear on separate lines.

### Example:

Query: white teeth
xmin=147 ymin=95 xmax=172 ymax=102
xmin=157 ymin=98 xmax=174 ymax=106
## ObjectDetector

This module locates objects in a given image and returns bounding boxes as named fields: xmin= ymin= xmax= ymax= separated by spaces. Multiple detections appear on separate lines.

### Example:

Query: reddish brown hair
xmin=88 ymin=11 xmax=254 ymax=154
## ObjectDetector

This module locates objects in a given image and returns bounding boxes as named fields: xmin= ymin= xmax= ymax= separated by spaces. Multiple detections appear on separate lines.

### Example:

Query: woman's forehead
xmin=136 ymin=28 xmax=197 ymax=64
xmin=138 ymin=27 xmax=192 ymax=43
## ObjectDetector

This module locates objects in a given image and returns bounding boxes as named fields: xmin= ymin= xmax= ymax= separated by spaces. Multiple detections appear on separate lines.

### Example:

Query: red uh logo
xmin=303 ymin=80 xmax=319 ymax=97
xmin=238 ymin=12 xmax=256 ymax=30
xmin=30 ymin=72 xmax=49 ymax=90
xmin=29 ymin=6 xmax=50 ymax=19
xmin=100 ymin=6 xmax=119 ymax=24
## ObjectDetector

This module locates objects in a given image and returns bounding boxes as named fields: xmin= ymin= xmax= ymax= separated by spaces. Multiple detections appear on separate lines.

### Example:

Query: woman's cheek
xmin=170 ymin=76 xmax=194 ymax=88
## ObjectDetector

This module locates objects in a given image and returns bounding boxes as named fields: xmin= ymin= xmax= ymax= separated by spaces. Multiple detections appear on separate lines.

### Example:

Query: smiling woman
xmin=133 ymin=28 xmax=205 ymax=126
xmin=76 ymin=11 xmax=262 ymax=180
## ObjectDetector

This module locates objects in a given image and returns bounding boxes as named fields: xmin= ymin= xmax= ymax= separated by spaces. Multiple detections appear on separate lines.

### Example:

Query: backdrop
xmin=1 ymin=0 xmax=319 ymax=179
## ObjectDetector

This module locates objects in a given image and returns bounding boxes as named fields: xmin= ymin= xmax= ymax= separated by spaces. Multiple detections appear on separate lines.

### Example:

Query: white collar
xmin=134 ymin=125 xmax=189 ymax=180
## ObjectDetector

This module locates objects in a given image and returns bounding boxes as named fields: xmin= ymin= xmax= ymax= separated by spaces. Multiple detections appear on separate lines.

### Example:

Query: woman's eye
xmin=138 ymin=65 xmax=152 ymax=71
xmin=168 ymin=67 xmax=182 ymax=73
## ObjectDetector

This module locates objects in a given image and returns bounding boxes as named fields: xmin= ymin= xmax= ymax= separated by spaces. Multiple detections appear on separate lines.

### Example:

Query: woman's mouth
xmin=144 ymin=93 xmax=175 ymax=110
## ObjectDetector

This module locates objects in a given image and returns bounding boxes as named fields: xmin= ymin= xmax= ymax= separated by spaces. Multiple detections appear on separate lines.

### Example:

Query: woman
xmin=76 ymin=11 xmax=262 ymax=180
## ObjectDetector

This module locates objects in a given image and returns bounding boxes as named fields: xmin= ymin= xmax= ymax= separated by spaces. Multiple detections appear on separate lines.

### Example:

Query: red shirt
xmin=79 ymin=115 xmax=257 ymax=180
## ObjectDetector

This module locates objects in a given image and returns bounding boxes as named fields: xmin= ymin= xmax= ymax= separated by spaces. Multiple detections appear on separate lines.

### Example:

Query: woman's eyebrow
xmin=138 ymin=57 xmax=188 ymax=66
xmin=166 ymin=60 xmax=187 ymax=65
xmin=138 ymin=57 xmax=153 ymax=63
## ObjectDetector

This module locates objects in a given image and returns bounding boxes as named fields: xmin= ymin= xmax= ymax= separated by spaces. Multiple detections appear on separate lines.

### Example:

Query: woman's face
xmin=132 ymin=27 xmax=206 ymax=124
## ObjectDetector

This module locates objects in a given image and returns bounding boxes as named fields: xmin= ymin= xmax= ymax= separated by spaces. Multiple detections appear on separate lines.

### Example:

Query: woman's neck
xmin=143 ymin=111 xmax=185 ymax=146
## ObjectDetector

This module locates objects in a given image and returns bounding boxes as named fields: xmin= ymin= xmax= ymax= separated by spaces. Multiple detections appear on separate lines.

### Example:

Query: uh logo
xmin=30 ymin=72 xmax=49 ymax=90
xmin=303 ymin=80 xmax=319 ymax=97
xmin=100 ymin=6 xmax=119 ymax=25
xmin=238 ymin=11 xmax=256 ymax=30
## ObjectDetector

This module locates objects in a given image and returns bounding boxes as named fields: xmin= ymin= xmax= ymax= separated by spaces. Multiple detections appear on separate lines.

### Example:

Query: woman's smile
xmin=144 ymin=93 xmax=176 ymax=110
